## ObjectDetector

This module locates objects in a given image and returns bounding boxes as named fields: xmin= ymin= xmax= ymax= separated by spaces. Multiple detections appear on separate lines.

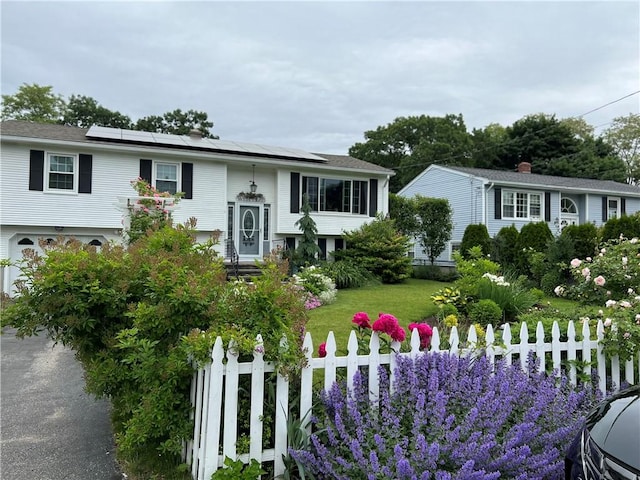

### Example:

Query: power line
xmin=577 ymin=90 xmax=640 ymax=118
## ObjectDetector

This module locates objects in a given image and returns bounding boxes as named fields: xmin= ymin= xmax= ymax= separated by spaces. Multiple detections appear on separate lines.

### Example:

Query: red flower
xmin=408 ymin=323 xmax=433 ymax=349
xmin=352 ymin=312 xmax=372 ymax=329
xmin=372 ymin=313 xmax=406 ymax=342
xmin=318 ymin=342 xmax=327 ymax=358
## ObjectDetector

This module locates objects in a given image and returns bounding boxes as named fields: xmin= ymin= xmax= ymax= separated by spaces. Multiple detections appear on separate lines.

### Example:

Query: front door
xmin=238 ymin=205 xmax=260 ymax=256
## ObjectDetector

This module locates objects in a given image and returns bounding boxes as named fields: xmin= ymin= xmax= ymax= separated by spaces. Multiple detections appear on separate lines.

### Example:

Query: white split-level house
xmin=0 ymin=120 xmax=393 ymax=295
xmin=399 ymin=162 xmax=640 ymax=265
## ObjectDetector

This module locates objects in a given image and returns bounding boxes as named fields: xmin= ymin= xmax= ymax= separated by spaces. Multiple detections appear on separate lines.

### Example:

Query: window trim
xmin=45 ymin=152 xmax=77 ymax=193
xmin=502 ymin=189 xmax=543 ymax=221
xmin=449 ymin=241 xmax=461 ymax=261
xmin=154 ymin=162 xmax=180 ymax=195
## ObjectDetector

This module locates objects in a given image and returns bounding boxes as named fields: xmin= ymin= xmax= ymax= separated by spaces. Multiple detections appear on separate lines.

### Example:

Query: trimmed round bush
xmin=469 ymin=298 xmax=503 ymax=326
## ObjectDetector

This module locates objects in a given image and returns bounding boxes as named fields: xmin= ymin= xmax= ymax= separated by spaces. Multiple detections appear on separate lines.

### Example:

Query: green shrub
xmin=476 ymin=275 xmax=538 ymax=322
xmin=460 ymin=224 xmax=491 ymax=258
xmin=322 ymin=259 xmax=376 ymax=289
xmin=561 ymin=223 xmax=599 ymax=260
xmin=601 ymin=213 xmax=640 ymax=242
xmin=412 ymin=264 xmax=458 ymax=282
xmin=337 ymin=215 xmax=412 ymax=284
xmin=516 ymin=222 xmax=553 ymax=275
xmin=4 ymin=224 xmax=309 ymax=469
xmin=452 ymin=247 xmax=500 ymax=299
xmin=530 ymin=288 xmax=545 ymax=303
xmin=437 ymin=303 xmax=459 ymax=320
xmin=491 ymin=224 xmax=520 ymax=270
xmin=518 ymin=221 xmax=554 ymax=252
xmin=529 ymin=234 xmax=575 ymax=291
xmin=469 ymin=299 xmax=503 ymax=326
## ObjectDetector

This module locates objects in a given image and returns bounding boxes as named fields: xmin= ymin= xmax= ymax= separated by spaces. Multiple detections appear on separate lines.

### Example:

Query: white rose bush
xmin=556 ymin=236 xmax=640 ymax=361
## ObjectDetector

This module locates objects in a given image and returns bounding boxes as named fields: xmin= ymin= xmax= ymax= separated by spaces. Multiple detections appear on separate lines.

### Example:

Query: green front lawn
xmin=305 ymin=279 xmax=583 ymax=348
xmin=305 ymin=278 xmax=446 ymax=345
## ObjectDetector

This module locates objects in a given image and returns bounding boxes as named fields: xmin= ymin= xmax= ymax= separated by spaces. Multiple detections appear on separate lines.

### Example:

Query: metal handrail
xmin=225 ymin=238 xmax=239 ymax=279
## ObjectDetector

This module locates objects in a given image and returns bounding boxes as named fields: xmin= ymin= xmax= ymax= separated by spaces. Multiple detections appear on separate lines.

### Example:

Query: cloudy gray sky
xmin=2 ymin=1 xmax=639 ymax=154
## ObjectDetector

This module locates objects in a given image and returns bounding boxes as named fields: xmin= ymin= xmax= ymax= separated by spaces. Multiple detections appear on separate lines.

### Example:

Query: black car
xmin=565 ymin=385 xmax=640 ymax=480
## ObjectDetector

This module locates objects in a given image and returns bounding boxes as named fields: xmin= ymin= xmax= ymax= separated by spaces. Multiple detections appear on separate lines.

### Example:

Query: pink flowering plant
xmin=349 ymin=311 xmax=433 ymax=353
xmin=558 ymin=236 xmax=640 ymax=361
xmin=127 ymin=178 xmax=184 ymax=244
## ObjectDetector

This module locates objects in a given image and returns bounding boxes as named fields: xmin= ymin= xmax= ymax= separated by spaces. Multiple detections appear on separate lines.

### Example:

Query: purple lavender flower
xmin=289 ymin=351 xmax=600 ymax=479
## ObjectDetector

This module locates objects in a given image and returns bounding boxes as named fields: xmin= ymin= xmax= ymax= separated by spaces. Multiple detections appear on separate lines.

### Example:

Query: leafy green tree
xmin=349 ymin=114 xmax=473 ymax=192
xmin=389 ymin=193 xmax=419 ymax=236
xmin=135 ymin=108 xmax=217 ymax=138
xmin=390 ymin=194 xmax=453 ymax=265
xmin=294 ymin=194 xmax=321 ymax=267
xmin=470 ymin=123 xmax=509 ymax=169
xmin=1 ymin=83 xmax=65 ymax=123
xmin=63 ymin=94 xmax=132 ymax=129
xmin=503 ymin=113 xmax=581 ymax=173
xmin=412 ymin=196 xmax=453 ymax=265
xmin=604 ymin=113 xmax=640 ymax=184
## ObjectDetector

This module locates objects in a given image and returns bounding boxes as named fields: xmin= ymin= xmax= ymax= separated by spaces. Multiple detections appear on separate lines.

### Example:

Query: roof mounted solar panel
xmin=85 ymin=125 xmax=327 ymax=162
xmin=86 ymin=125 xmax=122 ymax=140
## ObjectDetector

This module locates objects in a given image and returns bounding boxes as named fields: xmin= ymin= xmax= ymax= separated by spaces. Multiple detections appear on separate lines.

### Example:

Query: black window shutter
xmin=621 ymin=198 xmax=626 ymax=215
xmin=494 ymin=188 xmax=502 ymax=219
xmin=544 ymin=192 xmax=551 ymax=222
xmin=318 ymin=238 xmax=327 ymax=260
xmin=602 ymin=197 xmax=608 ymax=222
xmin=181 ymin=163 xmax=193 ymax=199
xmin=335 ymin=238 xmax=344 ymax=251
xmin=360 ymin=181 xmax=368 ymax=214
xmin=140 ymin=159 xmax=153 ymax=184
xmin=29 ymin=150 xmax=45 ymax=191
xmin=368 ymin=179 xmax=378 ymax=217
xmin=78 ymin=154 xmax=93 ymax=193
xmin=290 ymin=172 xmax=300 ymax=213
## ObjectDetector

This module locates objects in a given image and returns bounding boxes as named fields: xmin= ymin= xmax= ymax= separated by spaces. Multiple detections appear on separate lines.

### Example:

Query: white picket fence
xmin=186 ymin=320 xmax=639 ymax=480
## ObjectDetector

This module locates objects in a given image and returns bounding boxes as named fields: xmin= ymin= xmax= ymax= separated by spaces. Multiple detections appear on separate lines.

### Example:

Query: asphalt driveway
xmin=1 ymin=327 xmax=123 ymax=480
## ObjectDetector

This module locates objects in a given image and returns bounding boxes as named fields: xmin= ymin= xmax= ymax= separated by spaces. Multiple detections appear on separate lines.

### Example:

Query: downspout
xmin=484 ymin=181 xmax=494 ymax=227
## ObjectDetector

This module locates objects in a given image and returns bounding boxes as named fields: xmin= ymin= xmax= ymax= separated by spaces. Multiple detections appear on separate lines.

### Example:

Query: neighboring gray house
xmin=399 ymin=162 xmax=640 ymax=265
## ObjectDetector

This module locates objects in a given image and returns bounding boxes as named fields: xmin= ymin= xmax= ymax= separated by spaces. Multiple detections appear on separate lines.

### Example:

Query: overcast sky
xmin=2 ymin=1 xmax=639 ymax=154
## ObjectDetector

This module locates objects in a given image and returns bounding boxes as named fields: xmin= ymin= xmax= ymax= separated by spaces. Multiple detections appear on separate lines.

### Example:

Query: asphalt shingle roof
xmin=446 ymin=165 xmax=640 ymax=197
xmin=1 ymin=120 xmax=393 ymax=175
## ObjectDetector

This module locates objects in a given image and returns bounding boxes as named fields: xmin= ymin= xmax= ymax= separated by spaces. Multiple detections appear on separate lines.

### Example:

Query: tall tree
xmin=503 ymin=113 xmax=581 ymax=174
xmin=349 ymin=114 xmax=473 ymax=192
xmin=470 ymin=123 xmax=509 ymax=169
xmin=135 ymin=109 xmax=217 ymax=138
xmin=1 ymin=83 xmax=65 ymax=123
xmin=389 ymin=194 xmax=452 ymax=265
xmin=63 ymin=95 xmax=132 ymax=129
xmin=604 ymin=114 xmax=640 ymax=185
xmin=294 ymin=194 xmax=321 ymax=267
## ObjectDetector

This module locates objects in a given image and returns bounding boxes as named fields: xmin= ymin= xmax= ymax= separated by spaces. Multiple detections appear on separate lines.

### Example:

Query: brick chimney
xmin=517 ymin=162 xmax=532 ymax=174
